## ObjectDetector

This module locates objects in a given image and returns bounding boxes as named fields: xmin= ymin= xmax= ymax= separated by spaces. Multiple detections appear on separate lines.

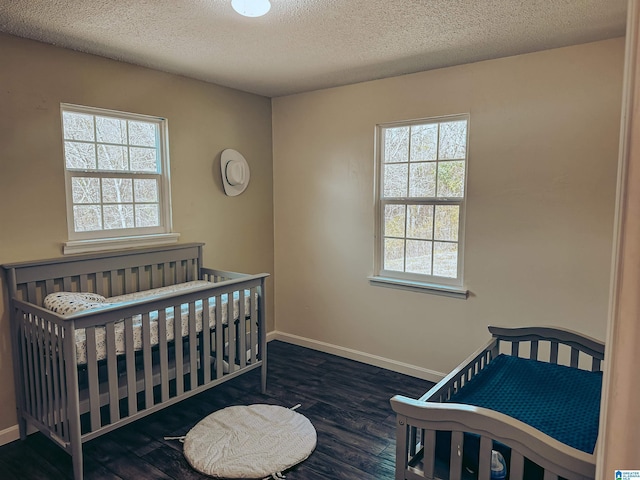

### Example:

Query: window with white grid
xmin=61 ymin=104 xmax=174 ymax=251
xmin=375 ymin=114 xmax=469 ymax=289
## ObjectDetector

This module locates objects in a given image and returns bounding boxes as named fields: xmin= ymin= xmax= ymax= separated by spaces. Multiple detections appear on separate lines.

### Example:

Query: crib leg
xmin=261 ymin=353 xmax=267 ymax=394
xmin=71 ymin=448 xmax=83 ymax=480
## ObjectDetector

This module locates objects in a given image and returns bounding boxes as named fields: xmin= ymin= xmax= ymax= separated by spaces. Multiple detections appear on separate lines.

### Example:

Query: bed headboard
xmin=3 ymin=243 xmax=204 ymax=306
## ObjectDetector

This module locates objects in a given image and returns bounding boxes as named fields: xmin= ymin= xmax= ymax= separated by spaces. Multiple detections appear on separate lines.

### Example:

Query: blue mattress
xmin=446 ymin=354 xmax=602 ymax=454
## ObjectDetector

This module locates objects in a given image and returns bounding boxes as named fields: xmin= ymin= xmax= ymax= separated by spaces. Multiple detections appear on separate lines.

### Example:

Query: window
xmin=373 ymin=114 xmax=469 ymax=296
xmin=61 ymin=104 xmax=177 ymax=254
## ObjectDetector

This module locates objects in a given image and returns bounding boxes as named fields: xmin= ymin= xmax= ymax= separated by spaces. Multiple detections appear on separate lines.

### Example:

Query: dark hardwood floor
xmin=0 ymin=340 xmax=434 ymax=480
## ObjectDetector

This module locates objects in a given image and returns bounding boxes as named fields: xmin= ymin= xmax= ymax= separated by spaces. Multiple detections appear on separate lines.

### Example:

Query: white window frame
xmin=371 ymin=113 xmax=469 ymax=298
xmin=61 ymin=103 xmax=178 ymax=254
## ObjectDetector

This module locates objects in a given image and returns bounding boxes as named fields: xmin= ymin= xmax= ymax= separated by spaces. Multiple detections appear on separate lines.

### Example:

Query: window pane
xmin=135 ymin=204 xmax=160 ymax=227
xmin=409 ymin=163 xmax=436 ymax=197
xmin=130 ymin=147 xmax=158 ymax=172
xmin=97 ymin=144 xmax=128 ymax=171
xmin=96 ymin=116 xmax=127 ymax=144
xmin=433 ymin=242 xmax=458 ymax=278
xmin=384 ymin=127 xmax=409 ymax=163
xmin=438 ymin=120 xmax=467 ymax=160
xmin=102 ymin=178 xmax=133 ymax=203
xmin=384 ymin=204 xmax=406 ymax=237
xmin=407 ymin=205 xmax=433 ymax=239
xmin=103 ymin=204 xmax=134 ymax=229
xmin=383 ymin=164 xmax=408 ymax=197
xmin=406 ymin=240 xmax=432 ymax=275
xmin=65 ymin=142 xmax=96 ymax=169
xmin=134 ymin=179 xmax=158 ymax=203
xmin=437 ymin=161 xmax=465 ymax=198
xmin=129 ymin=121 xmax=156 ymax=147
xmin=63 ymin=112 xmax=94 ymax=141
xmin=384 ymin=238 xmax=405 ymax=271
xmin=71 ymin=177 xmax=100 ymax=204
xmin=410 ymin=124 xmax=438 ymax=161
xmin=434 ymin=205 xmax=459 ymax=241
xmin=73 ymin=205 xmax=102 ymax=232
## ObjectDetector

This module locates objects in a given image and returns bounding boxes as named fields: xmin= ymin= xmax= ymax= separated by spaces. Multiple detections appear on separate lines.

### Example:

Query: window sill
xmin=368 ymin=276 xmax=469 ymax=299
xmin=64 ymin=233 xmax=181 ymax=255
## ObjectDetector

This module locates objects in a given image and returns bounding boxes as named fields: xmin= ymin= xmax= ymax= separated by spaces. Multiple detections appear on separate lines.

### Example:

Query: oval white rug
xmin=183 ymin=404 xmax=317 ymax=479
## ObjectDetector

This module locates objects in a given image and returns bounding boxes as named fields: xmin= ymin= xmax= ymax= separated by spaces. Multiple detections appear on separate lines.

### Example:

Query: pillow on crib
xmin=44 ymin=292 xmax=108 ymax=315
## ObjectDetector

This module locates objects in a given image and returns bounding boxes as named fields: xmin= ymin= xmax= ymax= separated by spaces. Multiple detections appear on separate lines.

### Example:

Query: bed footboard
xmin=391 ymin=326 xmax=605 ymax=480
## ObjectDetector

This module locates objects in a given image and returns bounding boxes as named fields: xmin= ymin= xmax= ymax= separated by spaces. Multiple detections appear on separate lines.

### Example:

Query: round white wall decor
xmin=183 ymin=404 xmax=317 ymax=478
xmin=221 ymin=149 xmax=250 ymax=196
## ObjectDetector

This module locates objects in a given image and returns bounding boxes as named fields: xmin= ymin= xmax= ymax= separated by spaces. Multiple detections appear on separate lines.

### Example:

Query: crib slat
xmin=43 ymin=322 xmax=54 ymax=430
xmin=95 ymin=272 xmax=105 ymax=296
xmin=202 ymin=298 xmax=212 ymax=383
xmin=105 ymin=322 xmax=120 ymax=424
xmin=63 ymin=276 xmax=72 ymax=292
xmin=24 ymin=316 xmax=39 ymax=421
xmin=36 ymin=318 xmax=48 ymax=425
xmin=142 ymin=313 xmax=154 ymax=408
xmin=550 ymin=341 xmax=559 ymax=364
xmin=227 ymin=293 xmax=236 ymax=374
xmin=152 ymin=264 xmax=161 ymax=288
xmin=79 ymin=274 xmax=88 ymax=293
xmin=422 ymin=429 xmax=436 ymax=479
xmin=56 ymin=325 xmax=68 ymax=440
xmin=50 ymin=323 xmax=62 ymax=436
xmin=215 ymin=295 xmax=224 ymax=379
xmin=510 ymin=451 xmax=525 ymax=480
xmin=125 ymin=317 xmax=137 ymax=415
xmin=570 ymin=347 xmax=579 ymax=368
xmin=530 ymin=340 xmax=539 ymax=360
xmin=511 ymin=341 xmax=520 ymax=357
xmin=250 ymin=287 xmax=257 ymax=364
xmin=592 ymin=357 xmax=601 ymax=372
xmin=110 ymin=270 xmax=119 ymax=296
xmin=189 ymin=302 xmax=198 ymax=389
xmin=478 ymin=436 xmax=492 ymax=480
xmin=27 ymin=282 xmax=37 ymax=304
xmin=174 ymin=305 xmax=184 ymax=396
xmin=450 ymin=431 xmax=464 ymax=480
xmin=163 ymin=262 xmax=172 ymax=287
xmin=86 ymin=326 xmax=101 ymax=431
xmin=158 ymin=309 xmax=169 ymax=402
xmin=44 ymin=279 xmax=55 ymax=297
xmin=238 ymin=290 xmax=246 ymax=369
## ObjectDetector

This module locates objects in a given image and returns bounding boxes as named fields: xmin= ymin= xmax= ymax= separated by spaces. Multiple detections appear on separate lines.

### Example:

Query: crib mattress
xmin=446 ymin=354 xmax=602 ymax=454
xmin=44 ymin=281 xmax=253 ymax=365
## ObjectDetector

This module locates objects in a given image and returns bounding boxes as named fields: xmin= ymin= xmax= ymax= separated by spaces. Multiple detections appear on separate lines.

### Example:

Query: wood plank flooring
xmin=0 ymin=340 xmax=434 ymax=480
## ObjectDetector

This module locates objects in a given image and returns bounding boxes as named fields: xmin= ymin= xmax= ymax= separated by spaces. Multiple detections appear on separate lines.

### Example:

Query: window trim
xmin=372 ymin=113 xmax=470 ymax=294
xmin=60 ymin=103 xmax=176 ymax=254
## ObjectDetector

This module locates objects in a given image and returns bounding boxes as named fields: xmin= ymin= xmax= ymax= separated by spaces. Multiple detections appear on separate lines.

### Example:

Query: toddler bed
xmin=390 ymin=326 xmax=605 ymax=480
xmin=3 ymin=243 xmax=269 ymax=480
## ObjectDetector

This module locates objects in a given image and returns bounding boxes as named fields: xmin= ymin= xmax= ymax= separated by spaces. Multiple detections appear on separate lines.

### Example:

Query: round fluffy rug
xmin=183 ymin=404 xmax=317 ymax=479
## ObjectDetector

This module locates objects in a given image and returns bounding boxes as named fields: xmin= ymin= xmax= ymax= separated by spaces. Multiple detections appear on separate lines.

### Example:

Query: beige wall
xmin=0 ymin=33 xmax=274 ymax=432
xmin=272 ymin=38 xmax=624 ymax=379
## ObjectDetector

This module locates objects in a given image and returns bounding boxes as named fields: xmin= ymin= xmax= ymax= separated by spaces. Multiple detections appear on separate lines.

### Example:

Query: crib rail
xmin=391 ymin=326 xmax=604 ymax=480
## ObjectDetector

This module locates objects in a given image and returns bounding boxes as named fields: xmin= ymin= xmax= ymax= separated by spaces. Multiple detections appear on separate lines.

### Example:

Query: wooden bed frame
xmin=2 ymin=243 xmax=269 ymax=480
xmin=390 ymin=326 xmax=605 ymax=480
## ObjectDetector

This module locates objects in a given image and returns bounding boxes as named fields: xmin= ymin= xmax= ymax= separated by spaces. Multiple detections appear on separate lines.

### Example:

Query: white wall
xmin=272 ymin=38 xmax=624 ymax=379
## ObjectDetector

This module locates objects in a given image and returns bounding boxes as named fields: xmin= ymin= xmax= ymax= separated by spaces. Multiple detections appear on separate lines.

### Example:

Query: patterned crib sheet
xmin=43 ymin=281 xmax=253 ymax=365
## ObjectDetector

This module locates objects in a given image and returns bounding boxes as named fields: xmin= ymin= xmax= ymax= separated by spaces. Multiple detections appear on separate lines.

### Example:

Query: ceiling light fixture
xmin=231 ymin=0 xmax=271 ymax=17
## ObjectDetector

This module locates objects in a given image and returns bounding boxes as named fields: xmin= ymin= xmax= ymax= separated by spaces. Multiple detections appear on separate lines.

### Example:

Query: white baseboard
xmin=0 ymin=423 xmax=38 ymax=446
xmin=0 ymin=424 xmax=20 ymax=446
xmin=267 ymin=331 xmax=445 ymax=383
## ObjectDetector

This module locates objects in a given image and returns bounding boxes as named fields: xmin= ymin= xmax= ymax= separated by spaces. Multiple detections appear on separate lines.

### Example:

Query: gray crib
xmin=3 ymin=242 xmax=269 ymax=480
xmin=391 ymin=326 xmax=605 ymax=480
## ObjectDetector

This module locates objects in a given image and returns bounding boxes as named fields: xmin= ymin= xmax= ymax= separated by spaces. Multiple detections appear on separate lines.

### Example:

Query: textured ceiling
xmin=0 ymin=0 xmax=628 ymax=98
